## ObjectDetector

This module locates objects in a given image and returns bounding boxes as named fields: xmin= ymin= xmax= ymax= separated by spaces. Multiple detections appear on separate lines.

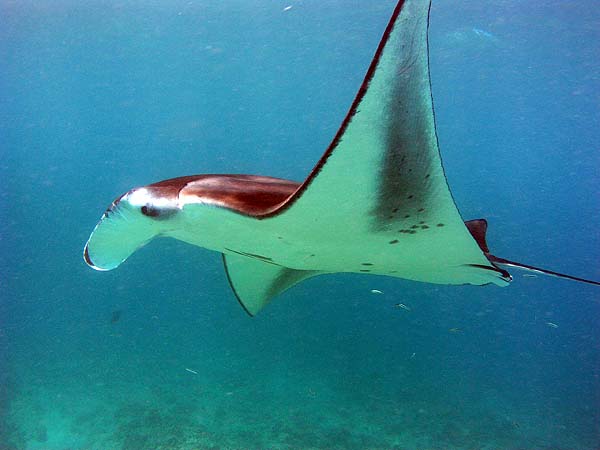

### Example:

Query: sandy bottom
xmin=2 ymin=352 xmax=594 ymax=450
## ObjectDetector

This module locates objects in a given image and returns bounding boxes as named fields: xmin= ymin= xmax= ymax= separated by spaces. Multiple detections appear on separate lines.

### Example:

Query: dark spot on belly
xmin=419 ymin=221 xmax=425 ymax=224
xmin=360 ymin=269 xmax=371 ymax=272
xmin=411 ymin=225 xmax=419 ymax=229
xmin=389 ymin=239 xmax=399 ymax=244
xmin=421 ymin=225 xmax=429 ymax=229
xmin=362 ymin=263 xmax=374 ymax=266
xmin=407 ymin=195 xmax=413 ymax=199
xmin=425 ymin=174 xmax=430 ymax=179
xmin=418 ymin=208 xmax=425 ymax=212
xmin=408 ymin=230 xmax=417 ymax=234
xmin=392 ymin=207 xmax=399 ymax=213
xmin=404 ymin=214 xmax=411 ymax=219
xmin=437 ymin=223 xmax=445 ymax=227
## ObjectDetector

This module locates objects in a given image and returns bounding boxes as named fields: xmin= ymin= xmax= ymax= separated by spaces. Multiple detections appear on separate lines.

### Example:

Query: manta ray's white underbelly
xmin=166 ymin=205 xmax=506 ymax=287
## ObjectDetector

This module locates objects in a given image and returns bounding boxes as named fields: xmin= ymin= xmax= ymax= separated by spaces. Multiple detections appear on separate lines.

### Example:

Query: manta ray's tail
xmin=487 ymin=254 xmax=600 ymax=286
xmin=466 ymin=219 xmax=600 ymax=287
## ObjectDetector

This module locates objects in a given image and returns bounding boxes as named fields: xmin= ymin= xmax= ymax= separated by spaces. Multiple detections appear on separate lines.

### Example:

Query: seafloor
xmin=2 ymin=275 xmax=597 ymax=450
xmin=3 ymin=358 xmax=587 ymax=449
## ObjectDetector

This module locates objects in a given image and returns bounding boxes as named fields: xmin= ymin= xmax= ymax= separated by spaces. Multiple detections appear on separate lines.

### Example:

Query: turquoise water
xmin=2 ymin=1 xmax=599 ymax=448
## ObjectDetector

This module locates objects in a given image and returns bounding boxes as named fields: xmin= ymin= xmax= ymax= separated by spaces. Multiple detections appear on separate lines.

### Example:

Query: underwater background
xmin=1 ymin=0 xmax=599 ymax=448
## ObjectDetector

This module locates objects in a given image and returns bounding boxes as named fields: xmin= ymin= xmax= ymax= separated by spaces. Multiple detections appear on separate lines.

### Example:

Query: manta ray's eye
xmin=141 ymin=204 xmax=178 ymax=220
xmin=141 ymin=205 xmax=161 ymax=217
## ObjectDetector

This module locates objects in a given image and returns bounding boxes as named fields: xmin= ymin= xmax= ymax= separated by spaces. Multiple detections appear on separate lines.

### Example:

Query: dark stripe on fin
xmin=222 ymin=253 xmax=254 ymax=317
xmin=466 ymin=263 xmax=512 ymax=283
xmin=488 ymin=254 xmax=600 ymax=287
xmin=83 ymin=244 xmax=94 ymax=267
xmin=224 ymin=247 xmax=280 ymax=266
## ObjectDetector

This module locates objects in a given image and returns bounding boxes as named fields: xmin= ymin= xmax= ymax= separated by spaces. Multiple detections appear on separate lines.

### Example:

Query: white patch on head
xmin=126 ymin=188 xmax=179 ymax=209
xmin=178 ymin=192 xmax=222 ymax=208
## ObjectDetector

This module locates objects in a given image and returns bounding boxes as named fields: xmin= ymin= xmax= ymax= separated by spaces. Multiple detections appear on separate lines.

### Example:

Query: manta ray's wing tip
xmin=466 ymin=220 xmax=600 ymax=287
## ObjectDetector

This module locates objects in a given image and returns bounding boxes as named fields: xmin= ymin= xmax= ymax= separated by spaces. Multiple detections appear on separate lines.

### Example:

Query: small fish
xmin=110 ymin=310 xmax=122 ymax=324
xmin=370 ymin=289 xmax=383 ymax=294
xmin=283 ymin=5 xmax=293 ymax=12
xmin=448 ymin=327 xmax=462 ymax=333
xmin=394 ymin=303 xmax=411 ymax=311
xmin=523 ymin=274 xmax=538 ymax=278
xmin=410 ymin=352 xmax=416 ymax=359
xmin=472 ymin=27 xmax=495 ymax=39
xmin=545 ymin=322 xmax=558 ymax=329
xmin=185 ymin=368 xmax=198 ymax=374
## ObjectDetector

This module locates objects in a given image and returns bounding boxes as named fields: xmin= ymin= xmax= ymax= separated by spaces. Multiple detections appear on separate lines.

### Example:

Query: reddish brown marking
xmin=465 ymin=219 xmax=490 ymax=253
xmin=108 ymin=176 xmax=192 ymax=208
xmin=178 ymin=175 xmax=300 ymax=215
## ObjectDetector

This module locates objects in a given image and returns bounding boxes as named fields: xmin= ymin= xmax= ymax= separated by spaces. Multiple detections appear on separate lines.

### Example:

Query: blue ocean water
xmin=1 ymin=0 xmax=599 ymax=448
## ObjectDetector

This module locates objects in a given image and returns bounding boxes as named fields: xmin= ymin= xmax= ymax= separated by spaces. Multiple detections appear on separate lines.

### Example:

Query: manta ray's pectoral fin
xmin=465 ymin=219 xmax=600 ymax=287
xmin=222 ymin=253 xmax=320 ymax=316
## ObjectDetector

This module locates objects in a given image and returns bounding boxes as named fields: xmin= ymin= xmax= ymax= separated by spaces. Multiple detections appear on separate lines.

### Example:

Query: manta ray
xmin=84 ymin=0 xmax=599 ymax=316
